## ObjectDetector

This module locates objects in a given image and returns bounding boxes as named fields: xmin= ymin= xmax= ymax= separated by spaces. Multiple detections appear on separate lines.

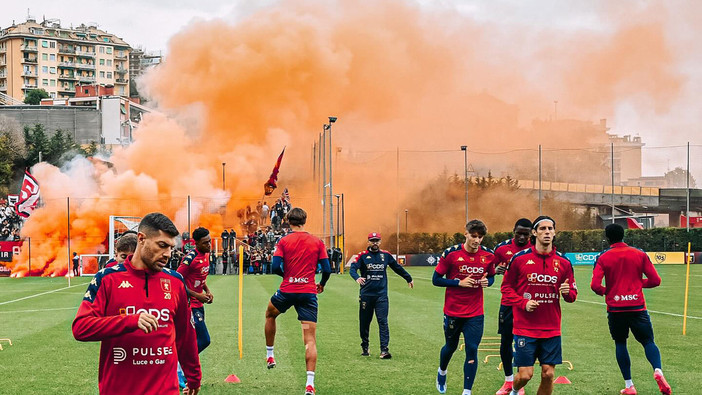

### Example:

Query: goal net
xmin=79 ymin=254 xmax=111 ymax=276
xmin=108 ymin=215 xmax=142 ymax=258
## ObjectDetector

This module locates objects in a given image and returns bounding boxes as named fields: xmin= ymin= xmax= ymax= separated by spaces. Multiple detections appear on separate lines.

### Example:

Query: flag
xmin=264 ymin=147 xmax=285 ymax=196
xmin=16 ymin=170 xmax=40 ymax=218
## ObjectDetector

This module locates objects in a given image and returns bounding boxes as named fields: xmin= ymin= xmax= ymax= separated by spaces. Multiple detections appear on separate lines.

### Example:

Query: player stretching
xmin=433 ymin=220 xmax=496 ymax=395
xmin=501 ymin=216 xmax=577 ymax=395
xmin=494 ymin=218 xmax=532 ymax=395
xmin=264 ymin=208 xmax=331 ymax=395
xmin=590 ymin=223 xmax=671 ymax=395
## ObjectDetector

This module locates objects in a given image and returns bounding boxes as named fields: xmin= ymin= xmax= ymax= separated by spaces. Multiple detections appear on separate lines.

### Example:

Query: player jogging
xmin=501 ymin=215 xmax=577 ymax=395
xmin=433 ymin=219 xmax=496 ymax=395
xmin=264 ymin=208 xmax=331 ymax=395
xmin=72 ymin=212 xmax=201 ymax=394
xmin=349 ymin=232 xmax=414 ymax=358
xmin=590 ymin=223 xmax=671 ymax=395
xmin=494 ymin=218 xmax=532 ymax=395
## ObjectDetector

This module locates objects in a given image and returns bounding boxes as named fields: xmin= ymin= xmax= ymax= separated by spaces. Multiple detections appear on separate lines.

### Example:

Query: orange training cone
xmin=554 ymin=376 xmax=572 ymax=384
xmin=224 ymin=375 xmax=241 ymax=383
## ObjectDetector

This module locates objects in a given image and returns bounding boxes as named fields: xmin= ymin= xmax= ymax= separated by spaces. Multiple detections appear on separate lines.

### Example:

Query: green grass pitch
xmin=0 ymin=265 xmax=700 ymax=394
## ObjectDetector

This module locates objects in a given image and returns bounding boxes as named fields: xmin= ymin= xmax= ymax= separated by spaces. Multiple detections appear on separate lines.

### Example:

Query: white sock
xmin=625 ymin=379 xmax=634 ymax=388
xmin=654 ymin=368 xmax=663 ymax=375
xmin=510 ymin=390 xmax=519 ymax=395
xmin=505 ymin=374 xmax=514 ymax=382
xmin=462 ymin=390 xmax=471 ymax=395
xmin=306 ymin=371 xmax=315 ymax=387
xmin=438 ymin=368 xmax=447 ymax=376
xmin=266 ymin=346 xmax=274 ymax=358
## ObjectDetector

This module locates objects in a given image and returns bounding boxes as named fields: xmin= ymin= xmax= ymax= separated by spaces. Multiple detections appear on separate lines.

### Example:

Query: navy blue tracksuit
xmin=349 ymin=249 xmax=413 ymax=351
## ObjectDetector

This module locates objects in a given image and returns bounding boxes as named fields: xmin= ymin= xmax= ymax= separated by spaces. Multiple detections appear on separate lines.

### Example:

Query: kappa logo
xmin=118 ymin=280 xmax=133 ymax=289
xmin=113 ymin=347 xmax=127 ymax=364
xmin=457 ymin=257 xmax=465 ymax=262
xmin=526 ymin=260 xmax=535 ymax=265
xmin=506 ymin=251 xmax=513 ymax=255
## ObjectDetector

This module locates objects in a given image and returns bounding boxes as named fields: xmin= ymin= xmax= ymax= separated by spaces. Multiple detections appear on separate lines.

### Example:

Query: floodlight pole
xmin=686 ymin=142 xmax=690 ymax=232
xmin=461 ymin=146 xmax=468 ymax=223
xmin=538 ymin=145 xmax=542 ymax=215
xmin=611 ymin=142 xmax=615 ymax=224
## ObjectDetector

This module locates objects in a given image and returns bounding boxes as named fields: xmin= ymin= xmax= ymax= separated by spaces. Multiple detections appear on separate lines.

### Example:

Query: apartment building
xmin=0 ymin=17 xmax=130 ymax=102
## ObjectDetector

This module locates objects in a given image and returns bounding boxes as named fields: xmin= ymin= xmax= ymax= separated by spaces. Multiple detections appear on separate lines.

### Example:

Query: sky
xmin=3 ymin=0 xmax=701 ymax=177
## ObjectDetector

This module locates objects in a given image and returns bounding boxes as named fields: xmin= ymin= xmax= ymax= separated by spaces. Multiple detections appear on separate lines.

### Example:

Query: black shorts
xmin=513 ymin=335 xmax=562 ymax=367
xmin=607 ymin=310 xmax=655 ymax=344
xmin=270 ymin=290 xmax=318 ymax=322
xmin=497 ymin=304 xmax=513 ymax=335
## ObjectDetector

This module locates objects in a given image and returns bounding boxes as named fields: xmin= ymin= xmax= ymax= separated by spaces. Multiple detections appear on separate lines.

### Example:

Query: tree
xmin=23 ymin=89 xmax=50 ymax=105
xmin=664 ymin=167 xmax=697 ymax=188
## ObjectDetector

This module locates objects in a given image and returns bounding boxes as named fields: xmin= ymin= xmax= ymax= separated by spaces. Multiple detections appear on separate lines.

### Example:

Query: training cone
xmin=554 ymin=376 xmax=572 ymax=384
xmin=224 ymin=375 xmax=241 ymax=383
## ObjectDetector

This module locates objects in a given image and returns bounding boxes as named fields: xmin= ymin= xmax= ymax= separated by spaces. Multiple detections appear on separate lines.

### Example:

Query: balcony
xmin=58 ymin=47 xmax=75 ymax=54
xmin=76 ymin=50 xmax=95 ymax=58
xmin=0 ymin=47 xmax=5 ymax=53
xmin=115 ymin=78 xmax=128 ymax=84
xmin=58 ymin=73 xmax=76 ymax=80
xmin=21 ymin=44 xmax=38 ymax=52
xmin=115 ymin=67 xmax=128 ymax=74
xmin=0 ymin=71 xmax=6 ymax=78
xmin=58 ymin=62 xmax=75 ymax=68
xmin=114 ymin=54 xmax=128 ymax=60
xmin=22 ymin=70 xmax=37 ymax=77
xmin=22 ymin=84 xmax=38 ymax=89
xmin=78 ymin=76 xmax=96 ymax=83
xmin=75 ymin=63 xmax=96 ymax=70
xmin=22 ymin=57 xmax=38 ymax=64
xmin=58 ymin=87 xmax=76 ymax=94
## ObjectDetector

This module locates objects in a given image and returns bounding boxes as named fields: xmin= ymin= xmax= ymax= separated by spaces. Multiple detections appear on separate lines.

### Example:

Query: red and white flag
xmin=15 ymin=170 xmax=40 ymax=218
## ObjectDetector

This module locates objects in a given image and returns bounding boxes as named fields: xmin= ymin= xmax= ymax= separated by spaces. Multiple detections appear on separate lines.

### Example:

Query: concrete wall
xmin=0 ymin=105 xmax=101 ymax=144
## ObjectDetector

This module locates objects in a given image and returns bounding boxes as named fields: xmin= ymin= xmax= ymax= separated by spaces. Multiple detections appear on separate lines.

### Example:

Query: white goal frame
xmin=79 ymin=254 xmax=111 ymax=276
xmin=108 ymin=215 xmax=142 ymax=258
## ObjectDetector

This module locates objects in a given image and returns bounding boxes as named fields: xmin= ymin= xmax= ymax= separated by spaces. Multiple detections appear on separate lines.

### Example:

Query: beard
xmin=369 ymin=245 xmax=380 ymax=252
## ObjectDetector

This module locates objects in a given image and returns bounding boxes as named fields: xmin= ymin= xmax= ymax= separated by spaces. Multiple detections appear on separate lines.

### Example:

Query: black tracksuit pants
xmin=359 ymin=294 xmax=389 ymax=351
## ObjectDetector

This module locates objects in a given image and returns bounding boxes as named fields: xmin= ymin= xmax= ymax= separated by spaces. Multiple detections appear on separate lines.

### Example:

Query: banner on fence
xmin=0 ymin=240 xmax=22 ymax=277
xmin=564 ymin=252 xmax=599 ymax=266
xmin=647 ymin=252 xmax=686 ymax=265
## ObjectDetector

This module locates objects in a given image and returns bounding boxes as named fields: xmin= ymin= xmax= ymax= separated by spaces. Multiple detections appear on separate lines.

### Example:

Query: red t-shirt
xmin=494 ymin=238 xmax=532 ymax=305
xmin=177 ymin=250 xmax=210 ymax=309
xmin=435 ymin=244 xmax=496 ymax=318
xmin=274 ymin=231 xmax=328 ymax=294
xmin=590 ymin=242 xmax=661 ymax=312
xmin=501 ymin=248 xmax=577 ymax=338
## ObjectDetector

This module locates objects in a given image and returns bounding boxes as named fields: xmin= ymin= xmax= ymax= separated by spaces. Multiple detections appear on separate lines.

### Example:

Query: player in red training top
xmin=590 ymin=223 xmax=670 ymax=395
xmin=501 ymin=216 xmax=577 ymax=395
xmin=106 ymin=231 xmax=137 ymax=268
xmin=264 ymin=207 xmax=331 ymax=395
xmin=175 ymin=227 xmax=213 ymax=388
xmin=433 ymin=219 xmax=496 ymax=395
xmin=72 ymin=212 xmax=201 ymax=395
xmin=493 ymin=218 xmax=532 ymax=395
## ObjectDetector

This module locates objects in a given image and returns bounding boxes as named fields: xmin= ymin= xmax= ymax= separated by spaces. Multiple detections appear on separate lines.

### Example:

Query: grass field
xmin=1 ymin=265 xmax=701 ymax=394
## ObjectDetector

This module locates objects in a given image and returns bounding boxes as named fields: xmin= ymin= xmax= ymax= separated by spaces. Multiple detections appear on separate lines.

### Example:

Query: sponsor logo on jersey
xmin=459 ymin=265 xmax=485 ymax=274
xmin=526 ymin=259 xmax=535 ymax=265
xmin=527 ymin=273 xmax=558 ymax=283
xmin=113 ymin=347 xmax=127 ymax=364
xmin=613 ymin=294 xmax=638 ymax=302
xmin=523 ymin=292 xmax=532 ymax=300
xmin=120 ymin=306 xmax=171 ymax=323
xmin=118 ymin=280 xmax=133 ymax=289
xmin=288 ymin=277 xmax=309 ymax=284
xmin=367 ymin=263 xmax=385 ymax=270
xmin=160 ymin=278 xmax=171 ymax=292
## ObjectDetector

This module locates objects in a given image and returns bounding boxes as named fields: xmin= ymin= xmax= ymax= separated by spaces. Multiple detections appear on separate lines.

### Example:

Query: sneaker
xmin=379 ymin=351 xmax=392 ymax=359
xmin=305 ymin=385 xmax=316 ymax=395
xmin=361 ymin=348 xmax=370 ymax=357
xmin=436 ymin=372 xmax=447 ymax=394
xmin=496 ymin=381 xmax=512 ymax=395
xmin=266 ymin=356 xmax=276 ymax=369
xmin=620 ymin=386 xmax=637 ymax=395
xmin=654 ymin=372 xmax=672 ymax=394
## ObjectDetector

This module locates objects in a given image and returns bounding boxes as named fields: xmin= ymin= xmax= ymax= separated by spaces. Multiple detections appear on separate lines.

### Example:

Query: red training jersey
xmin=435 ymin=244 xmax=496 ymax=318
xmin=590 ymin=242 xmax=661 ymax=312
xmin=177 ymin=249 xmax=210 ymax=309
xmin=494 ymin=238 xmax=532 ymax=305
xmin=72 ymin=257 xmax=201 ymax=394
xmin=274 ymin=231 xmax=328 ymax=294
xmin=501 ymin=248 xmax=577 ymax=338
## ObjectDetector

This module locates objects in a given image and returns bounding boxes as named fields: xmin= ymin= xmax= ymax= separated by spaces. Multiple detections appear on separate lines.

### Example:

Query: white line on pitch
xmin=0 ymin=306 xmax=77 ymax=314
xmin=0 ymin=283 xmax=86 ymax=306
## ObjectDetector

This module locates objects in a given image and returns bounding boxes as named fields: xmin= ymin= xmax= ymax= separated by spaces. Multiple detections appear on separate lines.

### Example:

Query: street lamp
xmin=460 ymin=146 xmax=468 ymax=223
xmin=404 ymin=209 xmax=408 ymax=233
xmin=335 ymin=194 xmax=341 ymax=248
xmin=325 ymin=116 xmax=337 ymax=248
xmin=222 ymin=162 xmax=226 ymax=190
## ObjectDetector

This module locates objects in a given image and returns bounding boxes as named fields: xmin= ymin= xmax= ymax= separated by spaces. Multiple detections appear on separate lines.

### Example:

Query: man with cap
xmin=349 ymin=232 xmax=414 ymax=358
xmin=591 ymin=223 xmax=671 ymax=395
xmin=501 ymin=216 xmax=577 ymax=395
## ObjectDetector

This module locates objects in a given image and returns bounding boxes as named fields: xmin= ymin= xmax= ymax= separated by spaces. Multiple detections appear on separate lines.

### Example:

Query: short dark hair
xmin=465 ymin=219 xmax=487 ymax=236
xmin=514 ymin=218 xmax=532 ymax=229
xmin=192 ymin=227 xmax=210 ymax=241
xmin=605 ymin=223 xmax=625 ymax=244
xmin=115 ymin=233 xmax=137 ymax=253
xmin=287 ymin=207 xmax=307 ymax=226
xmin=138 ymin=212 xmax=179 ymax=237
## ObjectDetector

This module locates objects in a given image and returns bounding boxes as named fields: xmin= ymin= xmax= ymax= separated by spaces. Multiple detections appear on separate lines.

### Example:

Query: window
xmin=50 ymin=79 xmax=56 ymax=87
xmin=99 ymin=59 xmax=105 ymax=66
xmin=42 ymin=53 xmax=48 ymax=61
xmin=103 ymin=37 xmax=109 ymax=43
xmin=49 ymin=67 xmax=56 ymax=74
xmin=50 ymin=54 xmax=56 ymax=61
xmin=84 ymin=89 xmax=89 ymax=94
xmin=99 ymin=46 xmax=105 ymax=54
xmin=50 ymin=92 xmax=55 ymax=98
xmin=106 ymin=72 xmax=112 ymax=79
xmin=50 ymin=42 xmax=56 ymax=48
xmin=106 ymin=47 xmax=113 ymax=54
xmin=42 ymin=40 xmax=49 ymax=48
xmin=42 ymin=79 xmax=48 ymax=86
xmin=100 ymin=71 xmax=105 ymax=78
xmin=42 ymin=66 xmax=48 ymax=73
xmin=107 ymin=59 xmax=112 ymax=66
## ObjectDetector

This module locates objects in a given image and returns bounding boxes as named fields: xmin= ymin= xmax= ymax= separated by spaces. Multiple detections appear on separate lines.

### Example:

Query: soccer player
xmin=501 ymin=216 xmax=577 ymax=395
xmin=494 ymin=218 xmax=532 ymax=395
xmin=350 ymin=232 xmax=414 ymax=358
xmin=72 ymin=252 xmax=80 ymax=276
xmin=106 ymin=231 xmax=138 ymax=268
xmin=264 ymin=207 xmax=331 ymax=395
xmin=590 ymin=223 xmax=671 ymax=395
xmin=72 ymin=212 xmax=201 ymax=395
xmin=176 ymin=227 xmax=214 ymax=388
xmin=433 ymin=219 xmax=496 ymax=395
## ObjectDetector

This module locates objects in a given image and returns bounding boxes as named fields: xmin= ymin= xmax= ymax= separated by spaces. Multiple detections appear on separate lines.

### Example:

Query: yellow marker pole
xmin=683 ymin=242 xmax=692 ymax=335
xmin=238 ymin=245 xmax=244 ymax=358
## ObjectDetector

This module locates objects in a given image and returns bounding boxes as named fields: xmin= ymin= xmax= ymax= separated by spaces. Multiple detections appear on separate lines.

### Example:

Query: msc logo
xmin=288 ymin=277 xmax=309 ymax=284
xmin=118 ymin=281 xmax=133 ymax=289
xmin=113 ymin=347 xmax=127 ymax=364
xmin=613 ymin=294 xmax=638 ymax=302
xmin=459 ymin=265 xmax=485 ymax=274
xmin=527 ymin=273 xmax=558 ymax=283
xmin=367 ymin=263 xmax=385 ymax=270
xmin=120 ymin=306 xmax=170 ymax=322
